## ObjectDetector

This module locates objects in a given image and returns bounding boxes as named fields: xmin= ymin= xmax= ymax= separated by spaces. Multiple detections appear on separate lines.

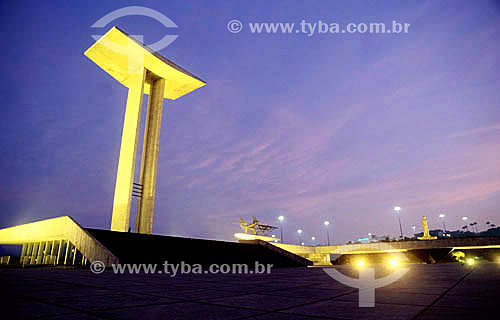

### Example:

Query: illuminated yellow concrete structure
xmin=270 ymin=238 xmax=500 ymax=266
xmin=0 ymin=216 xmax=118 ymax=266
xmin=84 ymin=26 xmax=205 ymax=234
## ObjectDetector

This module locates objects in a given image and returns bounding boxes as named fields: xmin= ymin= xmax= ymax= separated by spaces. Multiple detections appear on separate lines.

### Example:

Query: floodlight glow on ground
xmin=388 ymin=259 xmax=400 ymax=267
xmin=355 ymin=259 xmax=365 ymax=268
xmin=466 ymin=258 xmax=474 ymax=265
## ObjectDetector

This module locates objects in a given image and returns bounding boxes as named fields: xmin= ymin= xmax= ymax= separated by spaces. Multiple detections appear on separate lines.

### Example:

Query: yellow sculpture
xmin=233 ymin=217 xmax=279 ymax=242
xmin=238 ymin=217 xmax=258 ymax=234
xmin=418 ymin=216 xmax=437 ymax=240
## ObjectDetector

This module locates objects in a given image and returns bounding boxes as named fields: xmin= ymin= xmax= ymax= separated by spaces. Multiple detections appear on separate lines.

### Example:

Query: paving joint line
xmin=410 ymin=267 xmax=476 ymax=320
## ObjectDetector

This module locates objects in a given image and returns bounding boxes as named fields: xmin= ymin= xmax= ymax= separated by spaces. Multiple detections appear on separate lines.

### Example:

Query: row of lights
xmin=355 ymin=257 xmax=485 ymax=268
xmin=277 ymin=215 xmax=331 ymax=245
xmin=279 ymin=208 xmax=490 ymax=244
xmin=354 ymin=257 xmax=479 ymax=268
xmin=394 ymin=206 xmax=475 ymax=237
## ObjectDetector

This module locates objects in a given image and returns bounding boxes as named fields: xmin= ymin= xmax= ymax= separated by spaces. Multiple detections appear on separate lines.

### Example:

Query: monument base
xmin=418 ymin=236 xmax=438 ymax=240
xmin=234 ymin=233 xmax=279 ymax=242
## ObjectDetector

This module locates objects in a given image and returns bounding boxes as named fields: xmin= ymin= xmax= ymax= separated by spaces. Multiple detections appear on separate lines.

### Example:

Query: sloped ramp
xmin=86 ymin=229 xmax=311 ymax=267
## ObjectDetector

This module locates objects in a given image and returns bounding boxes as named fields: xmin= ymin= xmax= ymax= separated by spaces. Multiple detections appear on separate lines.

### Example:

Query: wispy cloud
xmin=449 ymin=123 xmax=500 ymax=138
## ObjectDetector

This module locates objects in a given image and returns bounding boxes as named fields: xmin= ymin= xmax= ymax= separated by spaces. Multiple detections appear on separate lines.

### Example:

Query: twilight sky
xmin=0 ymin=0 xmax=499 ymax=245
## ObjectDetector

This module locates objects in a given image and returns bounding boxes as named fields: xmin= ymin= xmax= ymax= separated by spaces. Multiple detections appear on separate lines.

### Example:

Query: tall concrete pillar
xmin=30 ymin=243 xmax=37 ymax=264
xmin=36 ymin=241 xmax=43 ymax=264
xmin=136 ymin=77 xmax=165 ymax=234
xmin=56 ymin=240 xmax=62 ymax=265
xmin=64 ymin=240 xmax=70 ymax=265
xmin=29 ymin=243 xmax=34 ymax=264
xmin=43 ymin=241 xmax=49 ymax=264
xmin=111 ymin=69 xmax=146 ymax=232
xmin=20 ymin=243 xmax=26 ymax=264
xmin=50 ymin=240 xmax=55 ymax=264
xmin=72 ymin=247 xmax=77 ymax=265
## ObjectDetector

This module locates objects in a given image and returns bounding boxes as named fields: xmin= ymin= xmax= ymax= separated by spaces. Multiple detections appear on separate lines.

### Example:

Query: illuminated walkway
xmin=1 ymin=262 xmax=499 ymax=319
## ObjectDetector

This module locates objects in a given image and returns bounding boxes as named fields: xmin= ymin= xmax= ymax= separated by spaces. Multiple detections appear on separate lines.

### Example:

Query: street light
xmin=439 ymin=214 xmax=447 ymax=233
xmin=278 ymin=215 xmax=284 ymax=243
xmin=297 ymin=229 xmax=303 ymax=245
xmin=394 ymin=206 xmax=403 ymax=239
xmin=462 ymin=216 xmax=468 ymax=221
xmin=324 ymin=220 xmax=330 ymax=245
xmin=411 ymin=226 xmax=416 ymax=236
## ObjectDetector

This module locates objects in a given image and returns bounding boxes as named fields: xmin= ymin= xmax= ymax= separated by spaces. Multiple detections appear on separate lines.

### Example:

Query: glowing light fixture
xmin=466 ymin=258 xmax=474 ymax=265
xmin=278 ymin=215 xmax=285 ymax=243
xmin=394 ymin=206 xmax=403 ymax=238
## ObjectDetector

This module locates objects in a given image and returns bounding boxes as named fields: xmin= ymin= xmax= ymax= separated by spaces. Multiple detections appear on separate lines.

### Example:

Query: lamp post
xmin=439 ymin=213 xmax=447 ymax=233
xmin=278 ymin=215 xmax=285 ymax=243
xmin=394 ymin=206 xmax=403 ymax=239
xmin=324 ymin=220 xmax=330 ymax=245
xmin=462 ymin=216 xmax=469 ymax=231
xmin=411 ymin=225 xmax=416 ymax=237
xmin=297 ymin=229 xmax=303 ymax=245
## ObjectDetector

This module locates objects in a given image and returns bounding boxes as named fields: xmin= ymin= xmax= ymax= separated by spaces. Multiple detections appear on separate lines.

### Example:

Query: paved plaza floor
xmin=1 ymin=262 xmax=499 ymax=319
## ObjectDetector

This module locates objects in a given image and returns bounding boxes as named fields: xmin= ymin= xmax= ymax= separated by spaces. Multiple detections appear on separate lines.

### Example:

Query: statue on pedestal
xmin=418 ymin=216 xmax=437 ymax=240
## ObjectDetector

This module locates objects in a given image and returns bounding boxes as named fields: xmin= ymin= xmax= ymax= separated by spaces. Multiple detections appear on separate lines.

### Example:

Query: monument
xmin=418 ymin=216 xmax=437 ymax=240
xmin=234 ymin=217 xmax=279 ymax=242
xmin=84 ymin=26 xmax=206 ymax=234
xmin=0 ymin=27 xmax=206 ymax=267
